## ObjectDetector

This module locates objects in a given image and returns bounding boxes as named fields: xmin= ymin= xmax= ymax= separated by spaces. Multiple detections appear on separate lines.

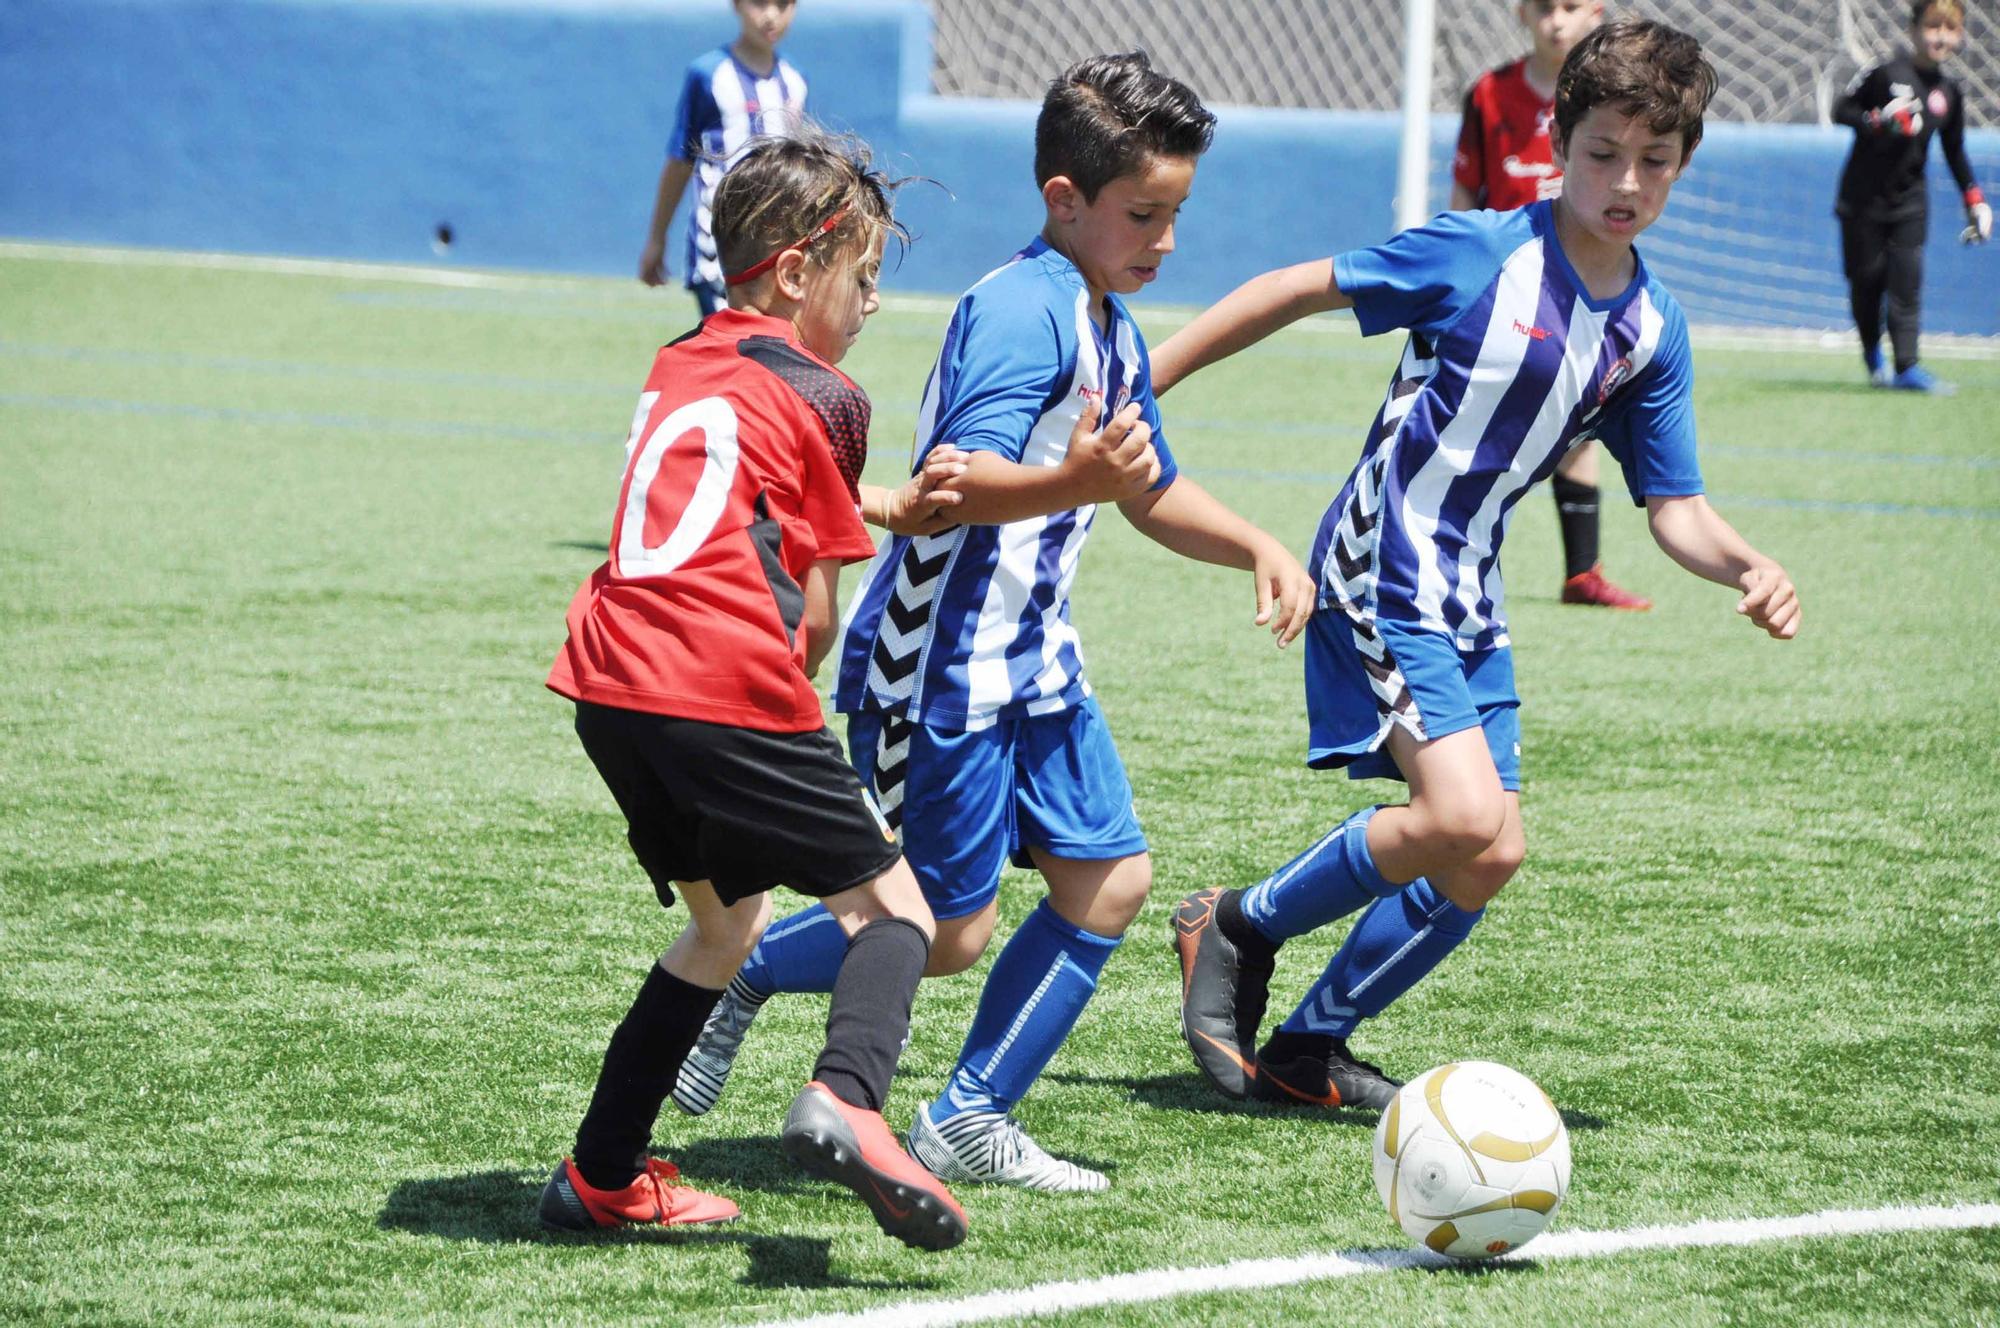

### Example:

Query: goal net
xmin=926 ymin=0 xmax=1999 ymax=332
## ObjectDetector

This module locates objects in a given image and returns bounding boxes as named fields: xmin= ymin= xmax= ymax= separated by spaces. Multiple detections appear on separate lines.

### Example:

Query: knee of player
xmin=696 ymin=892 xmax=772 ymax=964
xmin=1099 ymin=855 xmax=1153 ymax=925
xmin=925 ymin=926 xmax=991 ymax=976
xmin=1417 ymin=796 xmax=1509 ymax=864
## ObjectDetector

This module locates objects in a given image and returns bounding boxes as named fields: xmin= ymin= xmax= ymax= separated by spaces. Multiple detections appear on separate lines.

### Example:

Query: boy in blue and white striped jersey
xmin=670 ymin=52 xmax=1315 ymax=1193
xmin=1158 ymin=20 xmax=1800 ymax=1111
xmin=639 ymin=0 xmax=809 ymax=316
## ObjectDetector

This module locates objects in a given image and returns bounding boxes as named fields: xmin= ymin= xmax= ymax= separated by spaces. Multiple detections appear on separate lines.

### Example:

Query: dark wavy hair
xmin=1034 ymin=51 xmax=1216 ymax=201
xmin=711 ymin=123 xmax=911 ymax=282
xmin=1554 ymin=19 xmax=1717 ymax=162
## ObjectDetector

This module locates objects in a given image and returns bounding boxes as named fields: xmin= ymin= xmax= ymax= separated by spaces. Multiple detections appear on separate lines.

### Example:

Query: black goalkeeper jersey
xmin=1833 ymin=54 xmax=1977 ymax=221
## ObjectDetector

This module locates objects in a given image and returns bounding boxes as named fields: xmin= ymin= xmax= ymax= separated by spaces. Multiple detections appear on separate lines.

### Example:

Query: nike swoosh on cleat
xmin=864 ymin=1175 xmax=911 ymax=1221
xmin=1192 ymin=1029 xmax=1258 ymax=1078
xmin=1267 ymin=1075 xmax=1341 ymax=1108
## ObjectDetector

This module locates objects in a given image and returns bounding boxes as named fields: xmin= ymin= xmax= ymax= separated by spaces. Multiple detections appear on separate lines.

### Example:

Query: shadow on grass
xmin=378 ymin=1155 xmax=936 ymax=1292
xmin=552 ymin=539 xmax=608 ymax=555
xmin=1045 ymin=1072 xmax=1610 ymax=1132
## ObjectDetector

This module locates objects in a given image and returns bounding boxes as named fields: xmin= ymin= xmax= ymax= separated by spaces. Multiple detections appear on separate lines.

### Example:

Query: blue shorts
xmin=1304 ymin=609 xmax=1521 ymax=791
xmin=845 ymin=698 xmax=1149 ymax=920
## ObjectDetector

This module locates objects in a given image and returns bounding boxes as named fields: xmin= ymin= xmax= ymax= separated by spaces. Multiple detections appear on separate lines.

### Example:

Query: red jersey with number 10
xmin=548 ymin=309 xmax=879 ymax=731
xmin=1453 ymin=60 xmax=1563 ymax=210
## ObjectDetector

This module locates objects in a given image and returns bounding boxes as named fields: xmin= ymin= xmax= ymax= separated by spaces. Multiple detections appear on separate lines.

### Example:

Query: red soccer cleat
xmin=538 ymin=1156 xmax=740 ymax=1231
xmin=1560 ymin=564 xmax=1652 ymax=610
xmin=781 ymin=1081 xmax=969 ymax=1251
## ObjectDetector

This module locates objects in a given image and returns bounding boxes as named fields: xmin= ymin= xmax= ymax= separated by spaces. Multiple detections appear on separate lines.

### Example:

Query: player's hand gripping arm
xmin=941 ymin=397 xmax=1160 ymax=526
xmin=1119 ymin=478 xmax=1315 ymax=647
xmin=801 ymin=557 xmax=843 ymax=677
xmin=639 ymin=158 xmax=696 ymax=286
xmin=1150 ymin=260 xmax=1353 ymax=396
xmin=1645 ymin=495 xmax=1801 ymax=640
xmin=859 ymin=445 xmax=971 ymax=535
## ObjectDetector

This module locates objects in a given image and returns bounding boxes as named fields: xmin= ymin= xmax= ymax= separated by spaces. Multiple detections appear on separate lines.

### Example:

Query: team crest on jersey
xmin=1598 ymin=356 xmax=1633 ymax=404
xmin=1928 ymin=88 xmax=1949 ymax=118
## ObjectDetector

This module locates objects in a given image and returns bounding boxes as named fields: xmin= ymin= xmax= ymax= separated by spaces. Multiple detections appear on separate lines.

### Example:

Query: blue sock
xmin=929 ymin=899 xmax=1120 ymax=1122
xmin=1279 ymin=878 xmax=1483 ymax=1037
xmin=735 ymin=904 xmax=848 ymax=998
xmin=1239 ymin=806 xmax=1401 ymax=944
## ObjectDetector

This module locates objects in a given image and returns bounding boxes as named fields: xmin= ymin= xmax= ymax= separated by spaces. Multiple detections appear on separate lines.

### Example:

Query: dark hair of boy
xmin=1033 ymin=51 xmax=1217 ymax=201
xmin=1913 ymin=0 xmax=1963 ymax=24
xmin=711 ymin=125 xmax=911 ymax=281
xmin=1553 ymin=18 xmax=1718 ymax=161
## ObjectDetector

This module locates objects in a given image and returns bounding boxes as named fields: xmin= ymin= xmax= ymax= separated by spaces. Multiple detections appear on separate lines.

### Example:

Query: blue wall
xmin=3 ymin=0 xmax=1995 ymax=332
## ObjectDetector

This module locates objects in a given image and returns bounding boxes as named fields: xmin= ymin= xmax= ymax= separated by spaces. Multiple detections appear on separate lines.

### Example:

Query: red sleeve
xmin=799 ymin=425 xmax=878 ymax=563
xmin=1452 ymin=82 xmax=1487 ymax=195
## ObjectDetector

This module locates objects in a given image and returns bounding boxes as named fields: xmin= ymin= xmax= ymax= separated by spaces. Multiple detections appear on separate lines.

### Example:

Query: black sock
xmin=1552 ymin=475 xmax=1600 ymax=580
xmin=1215 ymin=888 xmax=1280 ymax=965
xmin=813 ymin=917 xmax=931 ymax=1112
xmin=1259 ymin=1029 xmax=1335 ymax=1065
xmin=572 ymin=963 xmax=723 ymax=1190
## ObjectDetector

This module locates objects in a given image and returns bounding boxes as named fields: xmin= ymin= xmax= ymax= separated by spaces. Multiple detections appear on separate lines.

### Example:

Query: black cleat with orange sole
xmin=1172 ymin=888 xmax=1274 ymax=1099
xmin=781 ymin=1081 xmax=968 ymax=1251
xmin=1253 ymin=1039 xmax=1401 ymax=1111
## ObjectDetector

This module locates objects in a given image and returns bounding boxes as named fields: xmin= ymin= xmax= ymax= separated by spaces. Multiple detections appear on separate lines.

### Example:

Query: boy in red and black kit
xmin=1834 ymin=0 xmax=1990 ymax=395
xmin=1451 ymin=0 xmax=1650 ymax=611
xmin=541 ymin=130 xmax=972 ymax=1251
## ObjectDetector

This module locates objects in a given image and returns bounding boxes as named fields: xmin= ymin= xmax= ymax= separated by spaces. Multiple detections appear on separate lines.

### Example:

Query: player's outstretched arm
xmin=1119 ymin=477 xmax=1315 ymax=647
xmin=1151 ymin=260 xmax=1352 ymax=396
xmin=860 ymin=445 xmax=971 ymax=535
xmin=943 ymin=397 xmax=1160 ymax=526
xmin=1645 ymin=494 xmax=1800 ymax=639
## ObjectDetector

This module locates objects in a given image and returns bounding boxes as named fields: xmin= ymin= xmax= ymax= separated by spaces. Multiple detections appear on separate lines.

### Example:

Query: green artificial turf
xmin=2 ymin=249 xmax=1996 ymax=1326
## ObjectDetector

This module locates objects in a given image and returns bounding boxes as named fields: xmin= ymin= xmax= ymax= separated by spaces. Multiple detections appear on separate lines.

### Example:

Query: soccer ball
xmin=1372 ymin=1060 xmax=1571 ymax=1260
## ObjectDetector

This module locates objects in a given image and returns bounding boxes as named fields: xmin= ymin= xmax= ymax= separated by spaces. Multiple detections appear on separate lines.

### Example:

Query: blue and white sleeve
xmin=668 ymin=64 xmax=712 ymax=162
xmin=1331 ymin=209 xmax=1510 ymax=340
xmin=924 ymin=293 xmax=1068 ymax=464
xmin=1596 ymin=304 xmax=1704 ymax=505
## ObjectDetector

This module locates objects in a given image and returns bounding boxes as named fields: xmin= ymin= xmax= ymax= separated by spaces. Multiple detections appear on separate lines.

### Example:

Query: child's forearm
xmin=1645 ymin=494 xmax=1775 ymax=586
xmin=647 ymin=158 xmax=695 ymax=246
xmin=801 ymin=558 xmax=840 ymax=676
xmin=1151 ymin=260 xmax=1349 ymax=395
xmin=1121 ymin=476 xmax=1272 ymax=570
xmin=946 ymin=452 xmax=1117 ymax=525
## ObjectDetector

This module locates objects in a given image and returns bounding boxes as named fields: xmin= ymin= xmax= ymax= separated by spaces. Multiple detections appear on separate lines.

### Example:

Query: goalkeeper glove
xmin=1868 ymin=95 xmax=1925 ymax=136
xmin=1963 ymin=188 xmax=1993 ymax=245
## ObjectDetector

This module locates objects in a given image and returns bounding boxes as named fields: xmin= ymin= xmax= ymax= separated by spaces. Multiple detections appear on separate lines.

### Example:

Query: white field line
xmin=747 ymin=1202 xmax=2000 ymax=1328
xmin=4 ymin=239 xmax=1997 ymax=358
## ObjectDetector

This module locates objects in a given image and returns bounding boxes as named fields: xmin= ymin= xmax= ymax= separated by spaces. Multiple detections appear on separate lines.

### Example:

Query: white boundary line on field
xmin=747 ymin=1202 xmax=2000 ymax=1328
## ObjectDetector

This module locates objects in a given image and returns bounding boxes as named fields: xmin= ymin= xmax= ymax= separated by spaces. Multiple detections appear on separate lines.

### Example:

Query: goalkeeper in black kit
xmin=1833 ymin=0 xmax=1990 ymax=395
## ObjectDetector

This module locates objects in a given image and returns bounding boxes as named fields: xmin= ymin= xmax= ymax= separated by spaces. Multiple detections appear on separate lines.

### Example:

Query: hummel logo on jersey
xmin=1512 ymin=319 xmax=1550 ymax=341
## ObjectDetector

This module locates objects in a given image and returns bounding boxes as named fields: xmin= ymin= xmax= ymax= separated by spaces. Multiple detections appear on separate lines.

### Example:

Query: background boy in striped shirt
xmin=1158 ymin=20 xmax=1799 ymax=1111
xmin=638 ymin=1 xmax=809 ymax=316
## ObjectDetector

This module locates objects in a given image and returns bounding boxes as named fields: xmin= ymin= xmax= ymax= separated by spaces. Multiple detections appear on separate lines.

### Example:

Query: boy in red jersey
xmin=541 ymin=129 xmax=972 ymax=1251
xmin=1451 ymin=0 xmax=1650 ymax=612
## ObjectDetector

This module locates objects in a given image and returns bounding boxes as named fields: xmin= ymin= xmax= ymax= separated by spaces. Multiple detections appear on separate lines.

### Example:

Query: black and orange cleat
xmin=1560 ymin=564 xmax=1652 ymax=610
xmin=1254 ymin=1038 xmax=1401 ymax=1112
xmin=538 ymin=1156 xmax=740 ymax=1232
xmin=781 ymin=1081 xmax=968 ymax=1251
xmin=1172 ymin=888 xmax=1272 ymax=1099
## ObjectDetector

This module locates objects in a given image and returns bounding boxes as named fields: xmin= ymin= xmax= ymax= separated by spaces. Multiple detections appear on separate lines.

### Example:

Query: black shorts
xmin=572 ymin=700 xmax=902 ymax=909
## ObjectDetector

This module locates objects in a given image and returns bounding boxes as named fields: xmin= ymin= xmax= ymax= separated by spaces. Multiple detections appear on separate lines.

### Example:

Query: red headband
xmin=723 ymin=207 xmax=852 ymax=286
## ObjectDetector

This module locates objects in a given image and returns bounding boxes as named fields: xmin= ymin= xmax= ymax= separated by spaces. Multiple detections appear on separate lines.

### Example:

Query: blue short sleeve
xmin=1332 ymin=209 xmax=1516 ymax=340
xmin=1594 ymin=297 xmax=1704 ymax=505
xmin=925 ymin=290 xmax=1068 ymax=464
xmin=668 ymin=60 xmax=716 ymax=161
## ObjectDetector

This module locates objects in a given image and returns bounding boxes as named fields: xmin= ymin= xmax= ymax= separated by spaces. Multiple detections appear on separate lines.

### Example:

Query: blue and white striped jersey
xmin=669 ymin=48 xmax=808 ymax=291
xmin=833 ymin=238 xmax=1178 ymax=732
xmin=1311 ymin=201 xmax=1703 ymax=650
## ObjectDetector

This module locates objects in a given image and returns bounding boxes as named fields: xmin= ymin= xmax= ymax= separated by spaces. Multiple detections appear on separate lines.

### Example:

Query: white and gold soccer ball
xmin=1372 ymin=1060 xmax=1571 ymax=1260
